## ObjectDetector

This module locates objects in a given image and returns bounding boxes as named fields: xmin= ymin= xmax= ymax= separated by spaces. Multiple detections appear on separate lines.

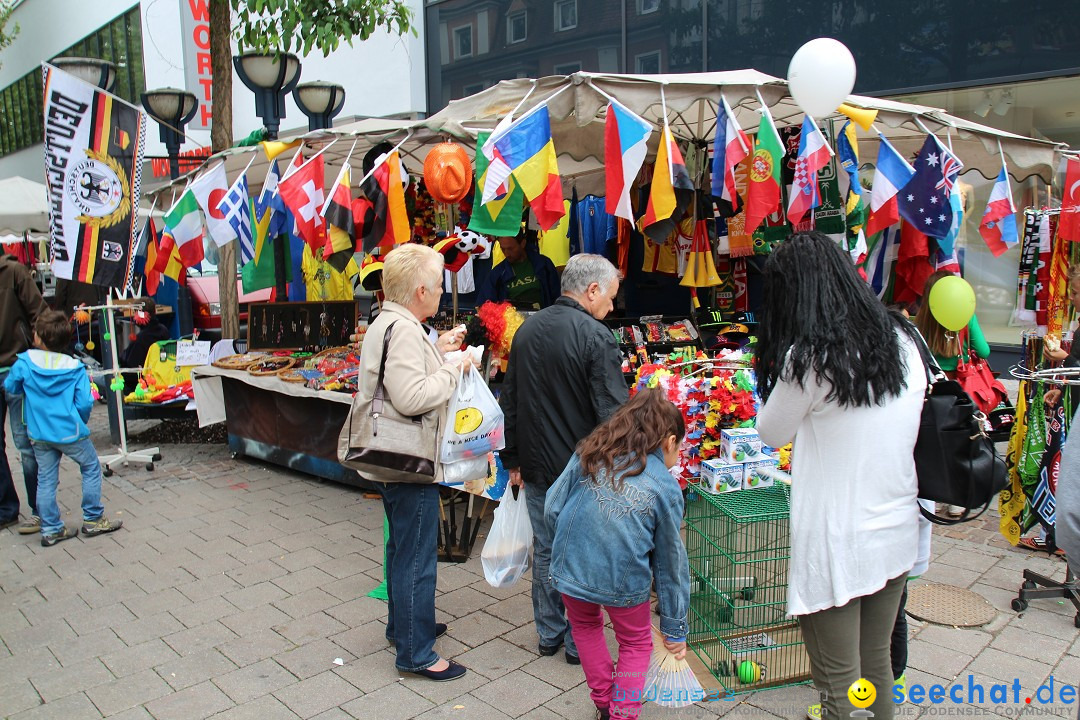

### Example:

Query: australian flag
xmin=897 ymin=135 xmax=963 ymax=239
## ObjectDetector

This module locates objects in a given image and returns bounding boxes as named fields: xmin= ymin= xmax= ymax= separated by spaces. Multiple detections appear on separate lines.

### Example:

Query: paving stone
xmin=127 ymin=564 xmax=197 ymax=595
xmin=317 ymin=553 xmax=378 ymax=580
xmin=399 ymin=666 xmax=486 ymax=705
xmin=144 ymin=678 xmax=235 ymax=719
xmin=989 ymin=625 xmax=1070 ymax=663
xmin=155 ymin=646 xmax=238 ymax=690
xmin=445 ymin=610 xmax=514 ymax=650
xmin=122 ymin=587 xmax=191 ymax=620
xmin=964 ymin=647 xmax=1053 ymax=686
xmin=542 ymin=684 xmax=600 ymax=720
xmin=912 ymin=624 xmax=993 ymax=657
xmin=273 ymin=669 xmax=361 ymax=718
xmin=275 ymin=638 xmax=354 ymax=680
xmin=333 ymin=649 xmax=403 ymax=693
xmin=271 ymin=566 xmax=335 ymax=596
xmin=906 ymin=637 xmax=975 ymax=678
xmin=225 ymin=580 xmax=291 ymax=611
xmin=274 ymin=588 xmax=339 ymax=619
xmin=171 ymin=595 xmax=240 ymax=630
xmin=178 ymin=574 xmax=243 ymax=603
xmin=20 ymin=593 xmax=91 ymax=627
xmin=100 ymin=637 xmax=181 ymax=678
xmin=208 ymin=693 xmax=302 ymax=720
xmin=437 ymin=585 xmax=499 ymax=619
xmin=517 ymin=708 xmax=565 ymax=720
xmin=918 ymin=565 xmax=983 ymax=589
xmin=85 ymin=667 xmax=172 ymax=715
xmin=227 ymin=559 xmax=290 ymax=587
xmin=339 ymin=679 xmax=434 ymax=720
xmin=414 ymin=694 xmax=515 ymax=720
xmin=64 ymin=601 xmax=138 ymax=636
xmin=9 ymin=690 xmax=102 ymax=720
xmin=323 ymin=596 xmax=387 ymax=627
xmin=212 ymin=657 xmax=299 ymax=704
xmin=436 ymin=565 xmax=483 ymax=594
xmin=163 ymin=619 xmax=239 ymax=656
xmin=274 ymin=547 xmax=334 ymax=574
xmin=456 ymin=637 xmax=537 ymax=680
xmin=29 ymin=655 xmax=114 ymax=702
xmin=112 ymin=610 xmax=184 ymax=646
xmin=484 ymin=594 xmax=535 ymax=627
xmin=221 ymin=603 xmax=293 ymax=636
xmin=0 ymin=676 xmax=46 ymax=716
xmin=218 ymin=628 xmax=296 ymax=668
xmin=3 ymin=618 xmax=78 ymax=654
xmin=518 ymin=655 xmax=588 ymax=691
xmin=471 ymin=669 xmax=561 ymax=718
xmin=229 ymin=541 xmax=290 ymax=565
xmin=273 ymin=611 xmax=348 ymax=646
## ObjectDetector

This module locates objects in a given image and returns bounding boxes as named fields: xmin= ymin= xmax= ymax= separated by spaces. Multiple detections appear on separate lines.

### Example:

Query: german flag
xmin=322 ymin=163 xmax=355 ymax=272
xmin=360 ymin=150 xmax=410 ymax=252
xmin=638 ymin=125 xmax=694 ymax=243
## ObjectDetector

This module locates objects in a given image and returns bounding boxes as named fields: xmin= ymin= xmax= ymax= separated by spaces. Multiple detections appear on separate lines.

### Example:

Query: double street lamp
xmin=294 ymin=81 xmax=346 ymax=131
xmin=233 ymin=52 xmax=302 ymax=140
xmin=50 ymin=56 xmax=117 ymax=92
xmin=140 ymin=88 xmax=199 ymax=180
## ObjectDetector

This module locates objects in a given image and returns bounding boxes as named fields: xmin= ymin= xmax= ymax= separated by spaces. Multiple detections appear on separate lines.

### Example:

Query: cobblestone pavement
xmin=1 ymin=410 xmax=1077 ymax=720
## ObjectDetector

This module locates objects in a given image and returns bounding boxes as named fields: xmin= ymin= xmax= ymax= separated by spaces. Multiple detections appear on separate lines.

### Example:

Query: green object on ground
xmin=367 ymin=514 xmax=389 ymax=601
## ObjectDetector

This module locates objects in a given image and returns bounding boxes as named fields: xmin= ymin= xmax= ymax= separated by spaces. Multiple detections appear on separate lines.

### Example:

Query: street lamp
xmin=141 ymin=88 xmax=199 ymax=180
xmin=51 ymin=56 xmax=117 ymax=92
xmin=293 ymin=82 xmax=346 ymax=131
xmin=233 ymin=52 xmax=302 ymax=139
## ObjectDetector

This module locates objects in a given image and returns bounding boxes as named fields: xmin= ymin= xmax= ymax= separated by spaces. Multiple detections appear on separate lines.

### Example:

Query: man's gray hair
xmin=560 ymin=254 xmax=620 ymax=296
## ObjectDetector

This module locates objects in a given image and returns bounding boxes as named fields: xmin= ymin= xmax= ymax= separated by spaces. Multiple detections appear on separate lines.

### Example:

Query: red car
xmin=186 ymin=264 xmax=272 ymax=340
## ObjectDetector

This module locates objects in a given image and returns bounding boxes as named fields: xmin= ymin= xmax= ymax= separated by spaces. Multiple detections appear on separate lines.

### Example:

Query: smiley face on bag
xmin=454 ymin=406 xmax=484 ymax=434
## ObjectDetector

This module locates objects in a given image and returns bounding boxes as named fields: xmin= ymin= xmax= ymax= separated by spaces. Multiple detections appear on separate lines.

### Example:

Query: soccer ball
xmin=455 ymin=227 xmax=490 ymax=259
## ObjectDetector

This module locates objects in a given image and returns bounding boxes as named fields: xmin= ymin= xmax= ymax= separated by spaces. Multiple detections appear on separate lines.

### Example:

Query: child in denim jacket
xmin=545 ymin=388 xmax=690 ymax=720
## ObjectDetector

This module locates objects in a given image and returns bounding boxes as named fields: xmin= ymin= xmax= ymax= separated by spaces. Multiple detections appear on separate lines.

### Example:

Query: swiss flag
xmin=278 ymin=154 xmax=326 ymax=249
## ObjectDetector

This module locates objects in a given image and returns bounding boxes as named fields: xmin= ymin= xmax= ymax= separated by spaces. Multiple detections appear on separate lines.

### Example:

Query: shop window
xmin=638 ymin=0 xmax=661 ymax=14
xmin=454 ymin=25 xmax=473 ymax=59
xmin=462 ymin=82 xmax=484 ymax=97
xmin=636 ymin=50 xmax=661 ymax=74
xmin=553 ymin=61 xmax=581 ymax=75
xmin=507 ymin=11 xmax=527 ymax=44
xmin=554 ymin=0 xmax=577 ymax=32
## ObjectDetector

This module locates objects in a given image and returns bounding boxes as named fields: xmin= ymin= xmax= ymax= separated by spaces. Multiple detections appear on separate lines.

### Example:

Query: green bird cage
xmin=684 ymin=482 xmax=812 ymax=697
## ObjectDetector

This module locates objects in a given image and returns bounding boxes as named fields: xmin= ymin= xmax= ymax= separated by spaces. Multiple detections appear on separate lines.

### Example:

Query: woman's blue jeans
xmin=379 ymin=481 xmax=440 ymax=672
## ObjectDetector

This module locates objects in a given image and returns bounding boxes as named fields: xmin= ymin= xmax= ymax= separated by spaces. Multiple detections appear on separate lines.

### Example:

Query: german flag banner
xmin=42 ymin=63 xmax=146 ymax=290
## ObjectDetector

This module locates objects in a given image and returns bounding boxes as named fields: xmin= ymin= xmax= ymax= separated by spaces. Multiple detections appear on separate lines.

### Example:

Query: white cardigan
xmin=757 ymin=332 xmax=926 ymax=616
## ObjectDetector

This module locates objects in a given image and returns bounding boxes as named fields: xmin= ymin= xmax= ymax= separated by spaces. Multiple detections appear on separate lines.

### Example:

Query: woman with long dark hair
xmin=754 ymin=232 xmax=926 ymax=720
xmin=544 ymin=388 xmax=690 ymax=720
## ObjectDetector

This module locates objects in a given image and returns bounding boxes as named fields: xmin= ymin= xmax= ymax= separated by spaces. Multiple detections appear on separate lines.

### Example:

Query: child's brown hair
xmin=34 ymin=310 xmax=72 ymax=352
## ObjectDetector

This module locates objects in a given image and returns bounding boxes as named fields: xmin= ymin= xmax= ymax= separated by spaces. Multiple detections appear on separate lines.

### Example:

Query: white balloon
xmin=787 ymin=38 xmax=857 ymax=119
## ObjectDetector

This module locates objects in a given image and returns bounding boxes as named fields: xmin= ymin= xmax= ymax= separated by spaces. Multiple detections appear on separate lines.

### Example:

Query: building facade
xmin=0 ymin=0 xmax=427 ymax=182
xmin=424 ymin=0 xmax=1080 ymax=344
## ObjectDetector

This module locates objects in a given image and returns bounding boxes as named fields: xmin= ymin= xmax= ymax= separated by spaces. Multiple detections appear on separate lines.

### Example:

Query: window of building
xmin=638 ymin=0 xmax=661 ymax=14
xmin=454 ymin=25 xmax=473 ymax=59
xmin=507 ymin=11 xmax=527 ymax=44
xmin=0 ymin=5 xmax=144 ymax=159
xmin=554 ymin=0 xmax=577 ymax=31
xmin=635 ymin=50 xmax=661 ymax=74
xmin=462 ymin=82 xmax=484 ymax=97
xmin=553 ymin=61 xmax=581 ymax=75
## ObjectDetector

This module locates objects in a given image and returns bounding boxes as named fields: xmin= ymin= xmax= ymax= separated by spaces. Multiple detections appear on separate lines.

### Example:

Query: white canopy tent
xmin=0 ymin=176 xmax=50 ymax=235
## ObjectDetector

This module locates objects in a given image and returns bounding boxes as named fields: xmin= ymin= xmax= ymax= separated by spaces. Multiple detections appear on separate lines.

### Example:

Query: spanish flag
xmin=360 ymin=150 xmax=410 ymax=252
xmin=482 ymin=106 xmax=565 ymax=230
xmin=322 ymin=163 xmax=356 ymax=272
xmin=638 ymin=125 xmax=694 ymax=243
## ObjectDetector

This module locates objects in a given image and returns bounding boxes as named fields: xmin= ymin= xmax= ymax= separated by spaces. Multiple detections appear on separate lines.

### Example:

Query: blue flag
xmin=897 ymin=135 xmax=963 ymax=239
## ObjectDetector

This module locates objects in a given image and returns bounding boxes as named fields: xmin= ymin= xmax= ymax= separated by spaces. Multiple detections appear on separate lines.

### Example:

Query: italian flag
xmin=159 ymin=189 xmax=205 ymax=268
xmin=743 ymin=107 xmax=783 ymax=235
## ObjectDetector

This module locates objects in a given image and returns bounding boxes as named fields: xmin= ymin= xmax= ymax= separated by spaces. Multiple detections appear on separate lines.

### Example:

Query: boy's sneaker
xmin=18 ymin=516 xmax=41 ymax=535
xmin=82 ymin=517 xmax=123 ymax=536
xmin=806 ymin=703 xmax=821 ymax=720
xmin=41 ymin=527 xmax=78 ymax=547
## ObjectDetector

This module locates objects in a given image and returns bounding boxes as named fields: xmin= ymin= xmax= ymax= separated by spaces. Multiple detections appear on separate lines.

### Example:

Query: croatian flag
xmin=979 ymin=165 xmax=1018 ymax=257
xmin=604 ymin=101 xmax=652 ymax=221
xmin=711 ymin=96 xmax=750 ymax=206
xmin=865 ymin=134 xmax=916 ymax=236
xmin=786 ymin=116 xmax=833 ymax=226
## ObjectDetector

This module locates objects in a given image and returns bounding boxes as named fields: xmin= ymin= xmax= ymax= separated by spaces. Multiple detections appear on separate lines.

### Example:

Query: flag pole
xmin=281 ymin=138 xmax=340 ymax=181
xmin=720 ymin=94 xmax=749 ymax=155
xmin=754 ymin=89 xmax=784 ymax=147
xmin=320 ymin=137 xmax=360 ymax=218
xmin=660 ymin=84 xmax=673 ymax=182
xmin=355 ymin=131 xmax=414 ymax=188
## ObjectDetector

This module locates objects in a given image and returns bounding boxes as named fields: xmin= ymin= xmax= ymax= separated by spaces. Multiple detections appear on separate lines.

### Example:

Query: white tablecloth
xmin=190 ymin=365 xmax=351 ymax=427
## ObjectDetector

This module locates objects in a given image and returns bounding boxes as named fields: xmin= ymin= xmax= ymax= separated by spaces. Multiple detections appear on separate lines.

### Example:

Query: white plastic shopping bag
xmin=441 ymin=454 xmax=491 ymax=487
xmin=481 ymin=485 xmax=532 ymax=588
xmin=441 ymin=368 xmax=505 ymax=463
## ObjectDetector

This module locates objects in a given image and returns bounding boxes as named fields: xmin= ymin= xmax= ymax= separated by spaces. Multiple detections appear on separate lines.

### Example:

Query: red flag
xmin=893 ymin=220 xmax=934 ymax=305
xmin=278 ymin=154 xmax=326 ymax=249
xmin=1061 ymin=158 xmax=1080 ymax=242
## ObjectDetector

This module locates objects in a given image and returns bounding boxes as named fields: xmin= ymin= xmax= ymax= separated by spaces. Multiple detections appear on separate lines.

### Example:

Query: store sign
xmin=179 ymin=0 xmax=212 ymax=130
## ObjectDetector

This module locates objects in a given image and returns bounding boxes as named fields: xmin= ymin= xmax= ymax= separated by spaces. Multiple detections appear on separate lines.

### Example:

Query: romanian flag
xmin=638 ymin=125 xmax=694 ymax=243
xmin=361 ymin=150 xmax=410 ymax=252
xmin=322 ymin=163 xmax=356 ymax=272
xmin=482 ymin=106 xmax=565 ymax=230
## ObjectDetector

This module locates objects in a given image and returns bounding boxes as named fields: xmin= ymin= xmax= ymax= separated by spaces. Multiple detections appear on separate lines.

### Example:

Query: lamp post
xmin=233 ymin=52 xmax=302 ymax=139
xmin=293 ymin=82 xmax=346 ymax=131
xmin=141 ymin=88 xmax=199 ymax=180
xmin=50 ymin=56 xmax=117 ymax=92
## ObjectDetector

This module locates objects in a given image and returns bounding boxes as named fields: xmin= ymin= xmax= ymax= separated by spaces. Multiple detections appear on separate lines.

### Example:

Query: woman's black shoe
xmin=411 ymin=659 xmax=467 ymax=682
xmin=436 ymin=623 xmax=448 ymax=638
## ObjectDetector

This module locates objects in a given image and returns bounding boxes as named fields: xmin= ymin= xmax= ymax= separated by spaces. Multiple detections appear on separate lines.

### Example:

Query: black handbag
xmin=911 ymin=330 xmax=1008 ymax=525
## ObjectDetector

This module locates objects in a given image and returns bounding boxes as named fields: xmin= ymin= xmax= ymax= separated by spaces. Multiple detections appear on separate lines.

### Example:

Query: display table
xmin=191 ymin=366 xmax=373 ymax=489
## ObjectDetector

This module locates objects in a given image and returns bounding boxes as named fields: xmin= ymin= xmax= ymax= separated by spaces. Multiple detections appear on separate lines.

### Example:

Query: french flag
xmin=865 ymin=134 xmax=916 ymax=236
xmin=786 ymin=116 xmax=832 ymax=226
xmin=979 ymin=165 xmax=1018 ymax=257
xmin=711 ymin=96 xmax=750 ymax=207
xmin=604 ymin=101 xmax=652 ymax=221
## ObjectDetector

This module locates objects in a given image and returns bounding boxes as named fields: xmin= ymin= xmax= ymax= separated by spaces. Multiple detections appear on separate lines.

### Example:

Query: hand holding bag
xmin=954 ymin=329 xmax=1009 ymax=415
xmin=441 ymin=367 xmax=505 ymax=463
xmin=911 ymin=328 xmax=1008 ymax=525
xmin=481 ymin=485 xmax=533 ymax=587
xmin=337 ymin=322 xmax=441 ymax=483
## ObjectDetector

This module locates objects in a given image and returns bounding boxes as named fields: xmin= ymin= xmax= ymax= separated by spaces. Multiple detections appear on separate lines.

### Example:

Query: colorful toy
xmin=737 ymin=661 xmax=763 ymax=684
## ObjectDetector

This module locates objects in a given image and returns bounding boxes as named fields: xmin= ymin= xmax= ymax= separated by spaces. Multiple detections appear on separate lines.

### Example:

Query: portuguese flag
xmin=743 ymin=106 xmax=783 ymax=235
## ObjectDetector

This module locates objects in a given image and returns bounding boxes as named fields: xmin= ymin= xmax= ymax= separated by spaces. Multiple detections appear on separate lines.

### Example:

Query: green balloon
xmin=928 ymin=276 xmax=976 ymax=331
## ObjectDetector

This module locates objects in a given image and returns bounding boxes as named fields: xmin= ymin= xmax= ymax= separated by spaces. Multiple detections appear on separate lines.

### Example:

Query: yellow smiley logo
xmin=848 ymin=678 xmax=876 ymax=709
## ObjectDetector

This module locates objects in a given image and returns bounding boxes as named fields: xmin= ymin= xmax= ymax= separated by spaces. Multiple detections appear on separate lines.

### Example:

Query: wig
xmin=753 ymin=231 xmax=910 ymax=408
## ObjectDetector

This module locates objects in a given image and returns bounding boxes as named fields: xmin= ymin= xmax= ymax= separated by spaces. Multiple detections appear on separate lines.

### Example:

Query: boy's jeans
xmin=33 ymin=438 xmax=104 ymax=536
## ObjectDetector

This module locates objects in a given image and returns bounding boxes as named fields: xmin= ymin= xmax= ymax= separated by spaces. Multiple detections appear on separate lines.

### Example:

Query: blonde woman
xmin=356 ymin=243 xmax=477 ymax=681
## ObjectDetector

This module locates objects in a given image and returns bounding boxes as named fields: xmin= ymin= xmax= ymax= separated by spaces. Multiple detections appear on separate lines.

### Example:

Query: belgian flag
xmin=322 ymin=163 xmax=355 ymax=272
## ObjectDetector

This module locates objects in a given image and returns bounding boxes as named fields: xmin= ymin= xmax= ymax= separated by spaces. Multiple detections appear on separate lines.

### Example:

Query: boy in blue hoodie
xmin=4 ymin=310 xmax=122 ymax=546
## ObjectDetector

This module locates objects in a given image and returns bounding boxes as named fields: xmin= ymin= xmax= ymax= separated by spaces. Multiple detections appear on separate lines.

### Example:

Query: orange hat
xmin=359 ymin=254 xmax=384 ymax=292
xmin=423 ymin=143 xmax=472 ymax=204
xmin=434 ymin=235 xmax=469 ymax=273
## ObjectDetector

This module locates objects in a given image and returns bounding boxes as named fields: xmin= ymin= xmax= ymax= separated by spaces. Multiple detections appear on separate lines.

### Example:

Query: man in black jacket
xmin=0 ymin=251 xmax=48 ymax=530
xmin=500 ymin=253 xmax=629 ymax=665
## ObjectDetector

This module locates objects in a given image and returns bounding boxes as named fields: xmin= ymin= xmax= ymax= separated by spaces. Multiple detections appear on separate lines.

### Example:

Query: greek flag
xmin=218 ymin=175 xmax=256 ymax=264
